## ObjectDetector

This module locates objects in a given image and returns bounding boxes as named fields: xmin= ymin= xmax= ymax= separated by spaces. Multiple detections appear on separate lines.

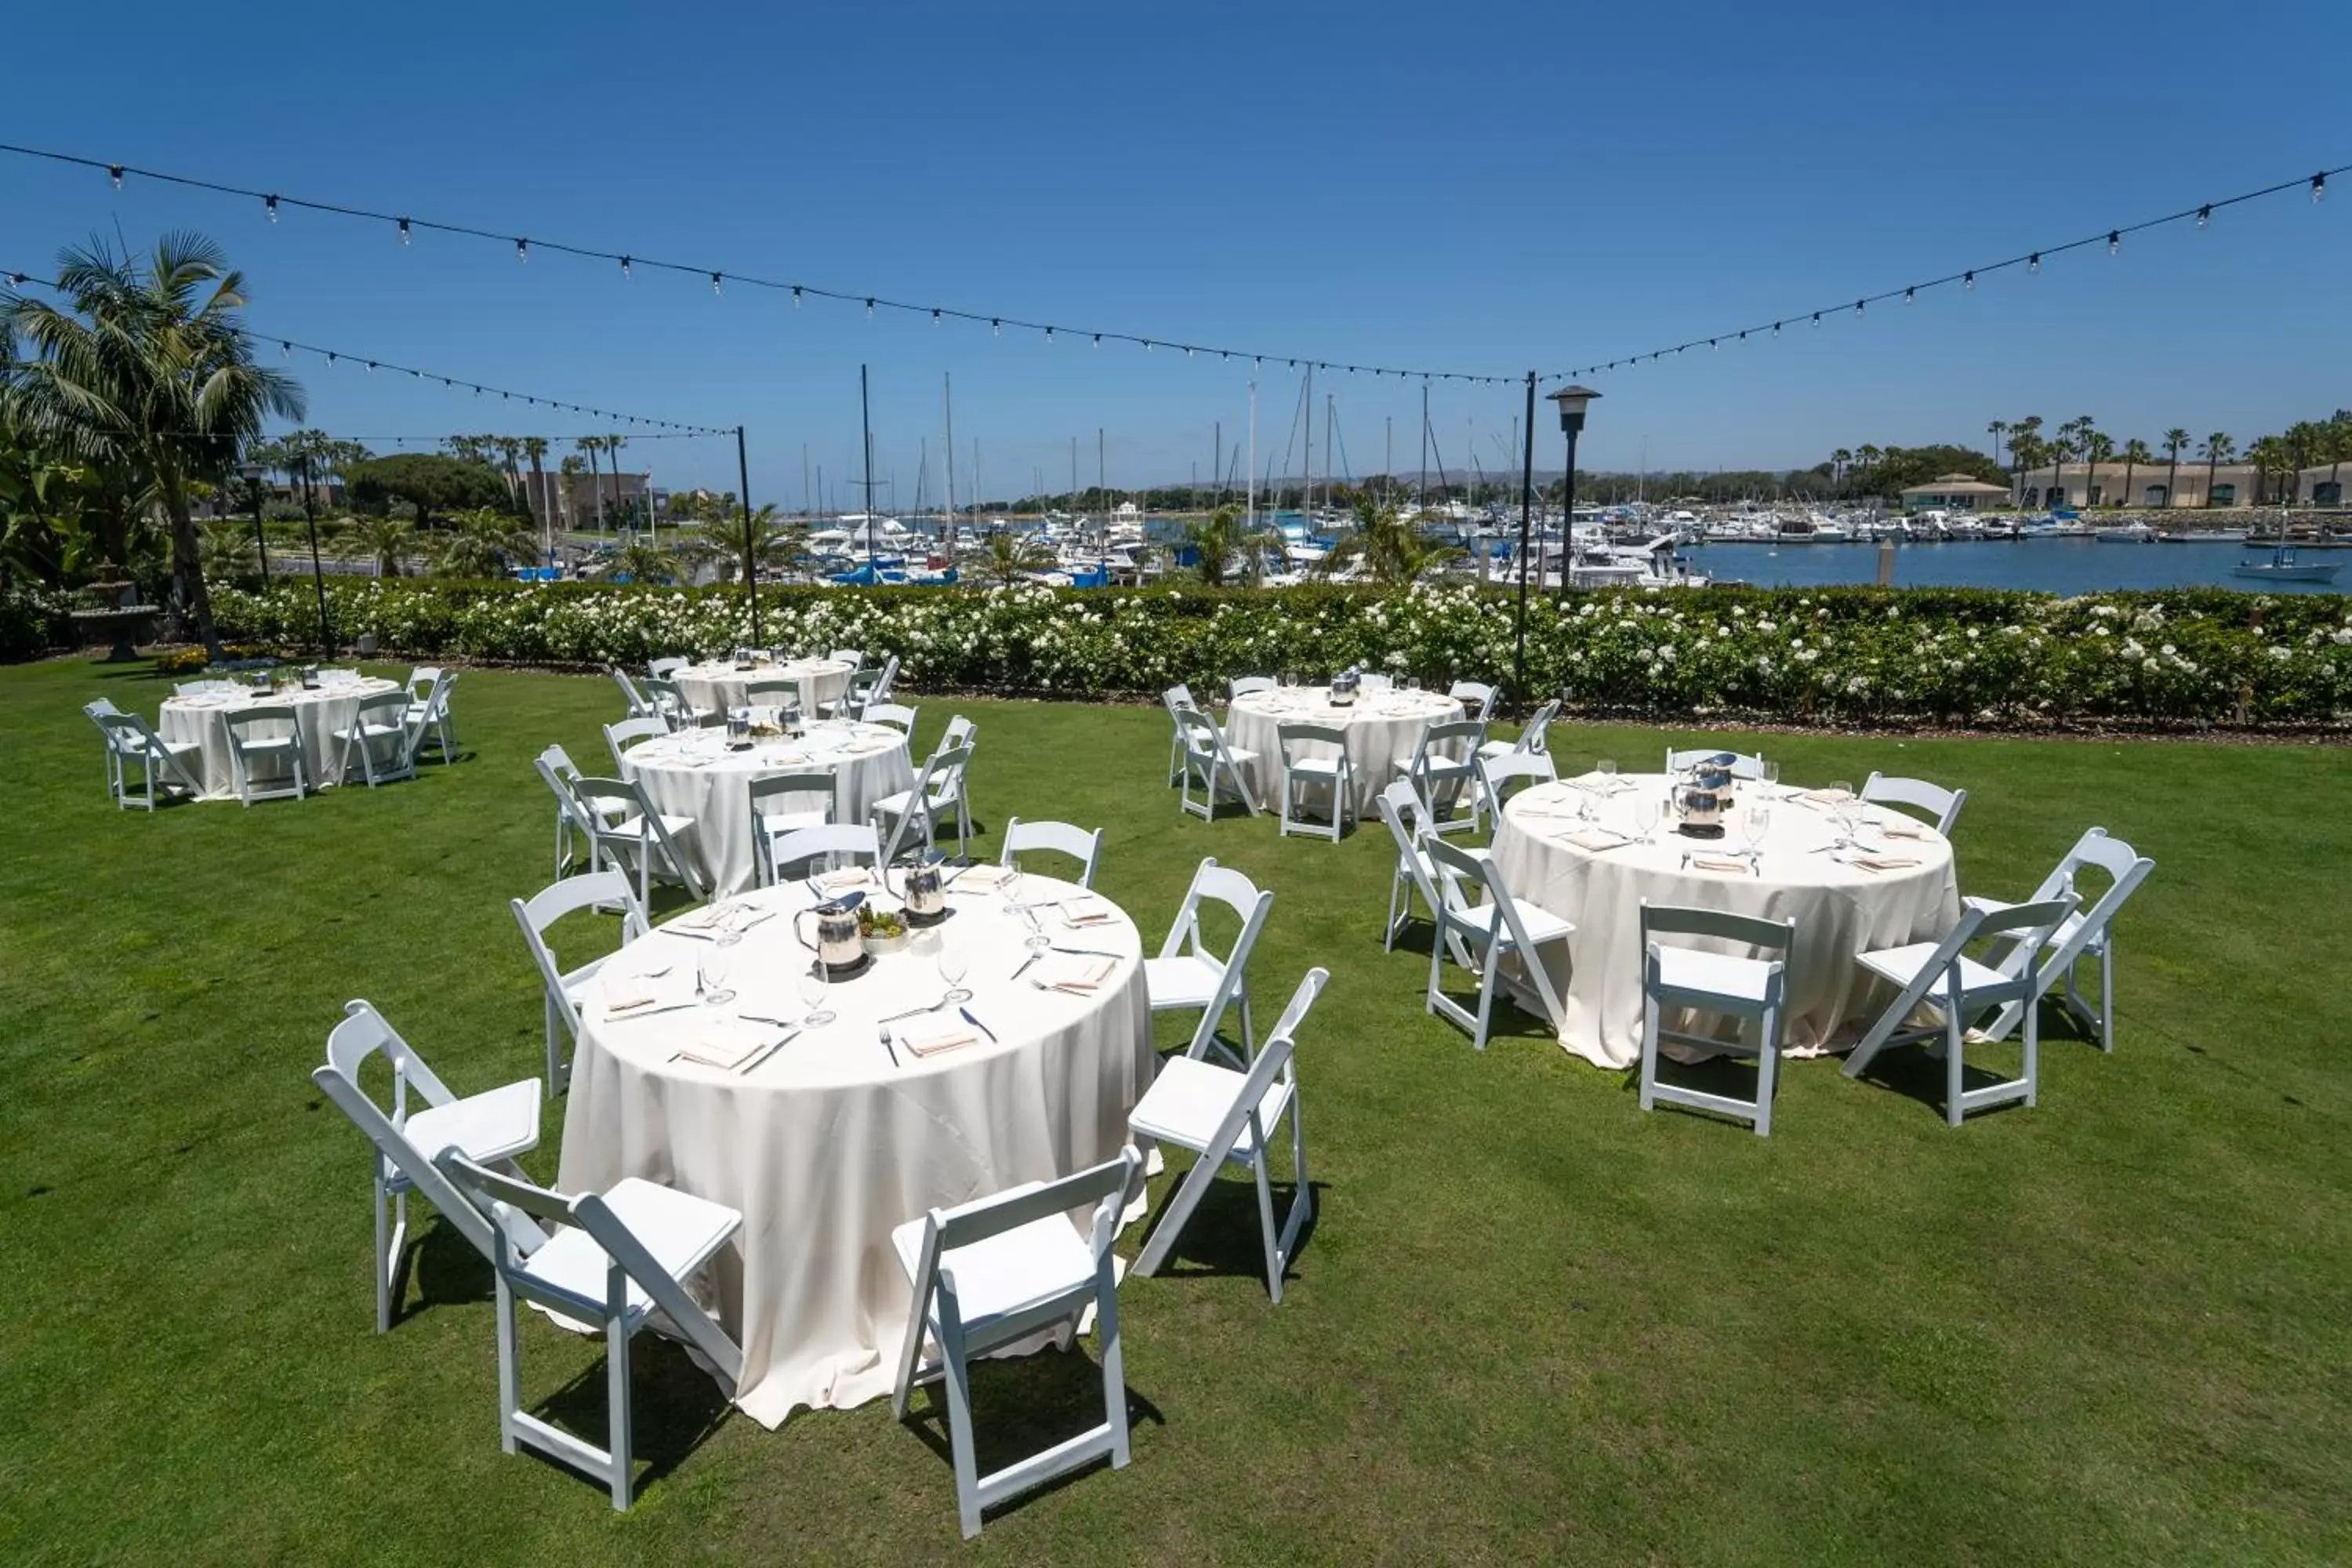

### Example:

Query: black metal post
xmin=1514 ymin=371 xmax=1535 ymax=710
xmin=249 ymin=474 xmax=270 ymax=589
xmin=860 ymin=364 xmax=876 ymax=579
xmin=1555 ymin=425 xmax=1580 ymax=606
xmin=737 ymin=424 xmax=760 ymax=648
xmin=300 ymin=456 xmax=332 ymax=650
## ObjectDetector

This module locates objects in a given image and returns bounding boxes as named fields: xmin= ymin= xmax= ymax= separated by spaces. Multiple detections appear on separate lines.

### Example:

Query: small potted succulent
xmin=858 ymin=905 xmax=910 ymax=957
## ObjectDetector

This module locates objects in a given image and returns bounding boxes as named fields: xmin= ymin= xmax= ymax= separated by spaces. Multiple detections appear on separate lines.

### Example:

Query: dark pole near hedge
xmin=1513 ymin=370 xmax=1535 ymax=711
xmin=736 ymin=424 xmax=760 ymax=648
xmin=299 ymin=454 xmax=331 ymax=650
xmin=1548 ymin=386 xmax=1600 ymax=607
xmin=240 ymin=463 xmax=270 ymax=588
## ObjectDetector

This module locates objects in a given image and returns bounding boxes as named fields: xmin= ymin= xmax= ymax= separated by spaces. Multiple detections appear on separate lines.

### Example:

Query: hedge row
xmin=187 ymin=577 xmax=2352 ymax=727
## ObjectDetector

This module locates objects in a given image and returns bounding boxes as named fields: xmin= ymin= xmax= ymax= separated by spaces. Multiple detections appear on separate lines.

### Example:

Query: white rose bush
xmin=198 ymin=577 xmax=2352 ymax=728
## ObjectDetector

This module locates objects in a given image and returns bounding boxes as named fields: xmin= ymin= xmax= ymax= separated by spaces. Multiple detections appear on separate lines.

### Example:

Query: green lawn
xmin=2 ymin=656 xmax=2347 ymax=1564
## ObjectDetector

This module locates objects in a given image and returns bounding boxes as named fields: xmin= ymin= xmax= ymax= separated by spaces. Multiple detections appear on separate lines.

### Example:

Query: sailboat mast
xmin=1245 ymin=379 xmax=1258 ymax=530
xmin=1302 ymin=363 xmax=1314 ymax=514
xmin=942 ymin=372 xmax=957 ymax=554
xmin=859 ymin=364 xmax=876 ymax=573
xmin=1419 ymin=381 xmax=1429 ymax=510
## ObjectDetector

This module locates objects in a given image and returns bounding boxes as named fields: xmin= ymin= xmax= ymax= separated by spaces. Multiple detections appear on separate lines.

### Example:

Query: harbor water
xmin=1690 ymin=537 xmax=2343 ymax=595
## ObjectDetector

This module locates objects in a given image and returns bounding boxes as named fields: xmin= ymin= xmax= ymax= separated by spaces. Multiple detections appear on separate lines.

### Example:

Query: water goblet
xmin=797 ymin=959 xmax=833 ymax=1027
xmin=1742 ymin=804 xmax=1770 ymax=861
xmin=938 ymin=938 xmax=971 ymax=1003
xmin=1759 ymin=759 xmax=1780 ymax=800
xmin=699 ymin=952 xmax=735 ymax=1007
xmin=1634 ymin=794 xmax=1661 ymax=845
xmin=1596 ymin=757 xmax=1618 ymax=793
xmin=1018 ymin=901 xmax=1051 ymax=951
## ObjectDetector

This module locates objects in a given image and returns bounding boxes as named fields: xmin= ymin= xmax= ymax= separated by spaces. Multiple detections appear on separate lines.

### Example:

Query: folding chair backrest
xmin=1264 ymin=965 xmax=1330 ymax=1054
xmin=863 ymin=702 xmax=917 ymax=735
xmin=226 ymin=704 xmax=297 ymax=742
xmin=1516 ymin=699 xmax=1560 ymax=756
xmin=572 ymin=775 xmax=658 ymax=826
xmin=1667 ymin=747 xmax=1766 ymax=780
xmin=1446 ymin=680 xmax=1497 ymax=720
xmin=749 ymin=770 xmax=837 ymax=824
xmin=355 ymin=688 xmax=410 ymax=726
xmin=513 ymin=869 xmax=650 ymax=982
xmin=1477 ymin=751 xmax=1557 ymax=810
xmin=1175 ymin=706 xmax=1224 ymax=761
xmin=642 ymin=677 xmax=699 ymax=725
xmin=1413 ymin=719 xmax=1487 ymax=777
xmin=936 ymin=715 xmax=976 ymax=755
xmin=1164 ymin=683 xmax=1196 ymax=713
xmin=1863 ymin=772 xmax=1965 ymax=833
xmin=1229 ymin=675 xmax=1276 ymax=699
xmin=99 ymin=710 xmax=186 ymax=771
xmin=313 ymin=1002 xmax=510 ymax=1259
xmin=535 ymin=744 xmax=588 ymax=817
xmin=610 ymin=666 xmax=652 ymax=716
xmin=867 ymin=654 xmax=900 ymax=702
xmin=1000 ymin=817 xmax=1105 ymax=887
xmin=770 ymin=823 xmax=881 ymax=875
xmin=742 ymin=677 xmax=799 ymax=704
xmin=829 ymin=648 xmax=865 ymax=670
xmin=604 ymin=716 xmax=671 ymax=772
xmin=1377 ymin=780 xmax=1432 ymax=858
xmin=1423 ymin=834 xmax=1490 ymax=916
xmin=1276 ymin=721 xmax=1347 ymax=765
xmin=1641 ymin=902 xmax=1794 ymax=953
xmin=1356 ymin=672 xmax=1394 ymax=693
xmin=647 ymin=656 xmax=688 ymax=679
xmin=84 ymin=698 xmax=122 ymax=721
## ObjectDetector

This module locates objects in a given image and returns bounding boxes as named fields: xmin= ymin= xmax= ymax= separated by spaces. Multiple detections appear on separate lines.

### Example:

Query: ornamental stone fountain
xmin=71 ymin=579 xmax=162 ymax=662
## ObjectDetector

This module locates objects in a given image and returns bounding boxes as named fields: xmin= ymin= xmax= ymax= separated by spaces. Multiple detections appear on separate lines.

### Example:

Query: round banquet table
xmin=156 ymin=673 xmax=402 ymax=799
xmin=672 ymin=657 xmax=855 ymax=720
xmin=1223 ymin=685 xmax=1465 ymax=817
xmin=619 ymin=720 xmax=917 ymax=896
xmin=555 ymin=870 xmax=1154 ymax=1428
xmin=1488 ymin=774 xmax=1962 ymax=1069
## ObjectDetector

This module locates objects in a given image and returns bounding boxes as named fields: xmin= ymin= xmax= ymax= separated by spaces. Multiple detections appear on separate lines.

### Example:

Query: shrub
xmin=203 ymin=577 xmax=2352 ymax=728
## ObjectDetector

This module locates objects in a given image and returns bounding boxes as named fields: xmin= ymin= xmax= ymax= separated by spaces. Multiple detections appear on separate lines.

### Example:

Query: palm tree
xmin=2200 ymin=432 xmax=2234 ymax=508
xmin=973 ymin=529 xmax=1055 ymax=587
xmin=599 ymin=539 xmax=674 ymax=585
xmin=604 ymin=434 xmax=630 ymax=535
xmin=1320 ymin=495 xmax=1464 ymax=585
xmin=1180 ymin=504 xmax=1279 ymax=587
xmin=1 ymin=233 xmax=304 ymax=655
xmin=575 ymin=436 xmax=606 ymax=533
xmin=521 ymin=435 xmax=551 ymax=535
xmin=1830 ymin=448 xmax=1853 ymax=490
xmin=681 ymin=506 xmax=807 ymax=583
xmin=1987 ymin=419 xmax=2009 ymax=475
xmin=2042 ymin=427 xmax=2075 ymax=508
xmin=344 ymin=515 xmax=412 ymax=577
xmin=2081 ymin=432 xmax=2114 ymax=506
xmin=2161 ymin=428 xmax=2191 ymax=508
xmin=2118 ymin=439 xmax=2151 ymax=510
xmin=197 ymin=518 xmax=259 ymax=587
xmin=2009 ymin=416 xmax=2044 ymax=505
xmin=429 ymin=507 xmax=535 ymax=578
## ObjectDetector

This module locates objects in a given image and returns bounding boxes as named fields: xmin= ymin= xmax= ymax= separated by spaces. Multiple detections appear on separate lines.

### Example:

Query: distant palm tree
xmin=2009 ymin=416 xmax=2044 ymax=504
xmin=521 ymin=434 xmax=550 ymax=524
xmin=344 ymin=515 xmax=413 ymax=577
xmin=2200 ymin=432 xmax=2234 ymax=508
xmin=2 ymin=232 xmax=305 ymax=655
xmin=604 ymin=434 xmax=629 ymax=533
xmin=2081 ymin=433 xmax=2114 ymax=505
xmin=2042 ymin=428 xmax=2074 ymax=507
xmin=975 ymin=529 xmax=1055 ymax=587
xmin=1320 ymin=495 xmax=1465 ymax=586
xmin=198 ymin=519 xmax=260 ymax=586
xmin=2161 ymin=428 xmax=2192 ymax=508
xmin=600 ymin=539 xmax=674 ymax=585
xmin=429 ymin=507 xmax=535 ymax=578
xmin=2118 ymin=439 xmax=2151 ymax=510
xmin=1987 ymin=419 xmax=2009 ymax=474
xmin=575 ymin=435 xmax=605 ymax=532
xmin=1831 ymin=448 xmax=1853 ymax=489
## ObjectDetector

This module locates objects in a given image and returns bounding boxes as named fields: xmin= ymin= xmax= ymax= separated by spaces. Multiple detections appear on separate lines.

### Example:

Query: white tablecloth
xmin=620 ymin=722 xmax=917 ymax=895
xmin=157 ymin=675 xmax=401 ymax=799
xmin=556 ymin=873 xmax=1154 ymax=1428
xmin=1225 ymin=688 xmax=1465 ymax=815
xmin=1488 ymin=775 xmax=1962 ymax=1068
xmin=673 ymin=659 xmax=855 ymax=720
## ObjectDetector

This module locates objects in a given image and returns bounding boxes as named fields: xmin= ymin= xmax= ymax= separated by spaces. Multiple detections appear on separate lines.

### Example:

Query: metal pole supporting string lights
xmin=0 ymin=267 xmax=727 ymax=435
xmin=0 ymin=141 xmax=1522 ymax=386
xmin=1543 ymin=161 xmax=2345 ymax=381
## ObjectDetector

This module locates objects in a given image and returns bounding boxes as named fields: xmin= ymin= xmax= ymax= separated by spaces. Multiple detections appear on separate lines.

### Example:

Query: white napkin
xmin=1879 ymin=819 xmax=1929 ymax=840
xmin=952 ymin=863 xmax=1018 ymax=892
xmin=1516 ymin=798 xmax=1586 ymax=820
xmin=898 ymin=1015 xmax=984 ymax=1058
xmin=1844 ymin=854 xmax=1922 ymax=873
xmin=1687 ymin=852 xmax=1755 ymax=874
xmin=814 ymin=867 xmax=873 ymax=894
xmin=670 ymin=903 xmax=736 ymax=931
xmin=602 ymin=975 xmax=689 ymax=1015
xmin=1059 ymin=895 xmax=1116 ymax=927
xmin=1795 ymin=787 xmax=1855 ymax=808
xmin=674 ymin=1025 xmax=773 ymax=1070
xmin=1036 ymin=953 xmax=1116 ymax=993
xmin=1560 ymin=827 xmax=1631 ymax=852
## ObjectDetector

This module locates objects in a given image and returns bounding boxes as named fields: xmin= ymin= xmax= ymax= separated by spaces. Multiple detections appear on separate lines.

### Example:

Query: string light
xmin=931 ymin=307 xmax=940 ymax=323
xmin=107 ymin=165 xmax=122 ymax=189
xmin=1810 ymin=312 xmax=1821 ymax=328
xmin=264 ymin=194 xmax=278 ymax=223
xmin=1853 ymin=299 xmax=1864 ymax=317
xmin=516 ymin=238 xmax=528 ymax=263
xmin=2315 ymin=172 xmax=2328 ymax=202
xmin=710 ymin=270 xmax=722 ymax=296
xmin=1904 ymin=286 xmax=1915 ymax=305
xmin=2028 ymin=252 xmax=2041 ymax=274
xmin=864 ymin=298 xmax=873 ymax=318
xmin=2107 ymin=230 xmax=2121 ymax=255
xmin=2197 ymin=205 xmax=2211 ymax=228
xmin=1963 ymin=270 xmax=1974 ymax=289
xmin=619 ymin=255 xmax=630 ymax=278
xmin=792 ymin=285 xmax=801 ymax=307
xmin=397 ymin=217 xmax=410 ymax=245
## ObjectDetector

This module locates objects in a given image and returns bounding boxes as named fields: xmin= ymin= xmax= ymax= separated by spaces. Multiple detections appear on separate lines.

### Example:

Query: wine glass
xmin=1742 ymin=804 xmax=1770 ymax=861
xmin=1018 ymin=900 xmax=1051 ymax=951
xmin=937 ymin=937 xmax=971 ymax=1003
xmin=1759 ymin=759 xmax=1780 ymax=800
xmin=797 ymin=959 xmax=833 ymax=1027
xmin=1634 ymin=793 xmax=1661 ymax=845
xmin=1596 ymin=757 xmax=1618 ymax=793
xmin=1406 ymin=675 xmax=1422 ymax=693
xmin=699 ymin=952 xmax=735 ymax=1007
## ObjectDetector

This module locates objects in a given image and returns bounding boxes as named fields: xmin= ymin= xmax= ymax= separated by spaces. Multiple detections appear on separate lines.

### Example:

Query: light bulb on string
xmin=864 ymin=299 xmax=874 ymax=318
xmin=325 ymin=352 xmax=336 ymax=367
xmin=397 ymin=218 xmax=411 ymax=246
xmin=516 ymin=238 xmax=528 ymax=264
xmin=1854 ymin=299 xmax=1865 ymax=317
xmin=1772 ymin=321 xmax=1781 ymax=336
xmin=2028 ymin=252 xmax=2041 ymax=274
xmin=792 ymin=285 xmax=802 ymax=307
xmin=710 ymin=271 xmax=722 ymax=296
xmin=2107 ymin=230 xmax=2121 ymax=255
xmin=365 ymin=361 xmax=376 ymax=373
xmin=991 ymin=318 xmax=1000 ymax=336
xmin=1810 ymin=312 xmax=1820 ymax=328
xmin=1964 ymin=270 xmax=1975 ymax=289
xmin=2314 ymin=172 xmax=2327 ymax=202
xmin=108 ymin=165 xmax=123 ymax=189
xmin=619 ymin=255 xmax=631 ymax=278
xmin=2196 ymin=205 xmax=2211 ymax=229
xmin=1904 ymin=286 xmax=1915 ymax=305
xmin=931 ymin=307 xmax=940 ymax=324
xmin=265 ymin=194 xmax=279 ymax=223
xmin=1045 ymin=326 xmax=1054 ymax=342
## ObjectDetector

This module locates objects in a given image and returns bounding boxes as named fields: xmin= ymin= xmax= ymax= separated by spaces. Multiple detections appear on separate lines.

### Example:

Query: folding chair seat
xmin=1638 ymin=904 xmax=1795 ymax=1136
xmin=311 ymin=1000 xmax=542 ymax=1332
xmin=511 ymin=870 xmax=651 ymax=1095
xmin=890 ymin=1147 xmax=1141 ymax=1538
xmin=1131 ymin=968 xmax=1327 ymax=1304
xmin=1145 ymin=858 xmax=1272 ymax=1066
xmin=1174 ymin=709 xmax=1260 ymax=820
xmin=1000 ymin=817 xmax=1105 ymax=888
xmin=1959 ymin=827 xmax=2153 ymax=1051
xmin=1276 ymin=721 xmax=1353 ymax=842
xmin=405 ymin=671 xmax=459 ymax=764
xmin=873 ymin=742 xmax=975 ymax=862
xmin=749 ymin=771 xmax=840 ymax=887
xmin=223 ymin=704 xmax=309 ymax=804
xmin=572 ymin=776 xmax=705 ymax=905
xmin=1862 ymin=771 xmax=1966 ymax=837
xmin=93 ymin=710 xmax=202 ymax=810
xmin=334 ymin=688 xmax=418 ymax=787
xmin=1478 ymin=697 xmax=1559 ymax=764
xmin=437 ymin=1152 xmax=743 ymax=1512
xmin=1842 ymin=896 xmax=2079 ymax=1125
xmin=1424 ymin=836 xmax=1572 ymax=1048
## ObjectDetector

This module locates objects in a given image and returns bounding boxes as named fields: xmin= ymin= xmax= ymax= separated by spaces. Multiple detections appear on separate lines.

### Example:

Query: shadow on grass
xmin=1134 ymin=1167 xmax=1327 ymax=1290
xmin=525 ymin=1334 xmax=736 ymax=1501
xmin=398 ymin=1218 xmax=495 ymax=1322
xmin=896 ymin=1348 xmax=1164 ymax=1527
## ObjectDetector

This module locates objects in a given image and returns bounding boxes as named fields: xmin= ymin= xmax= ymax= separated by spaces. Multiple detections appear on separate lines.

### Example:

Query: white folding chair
xmin=1638 ymin=904 xmax=1795 ymax=1136
xmin=1963 ymin=828 xmax=2154 ymax=1051
xmin=1424 ymin=836 xmax=1573 ymax=1049
xmin=642 ymin=676 xmax=710 ymax=729
xmin=1473 ymin=750 xmax=1558 ymax=833
xmin=1862 ymin=771 xmax=1968 ymax=837
xmin=603 ymin=714 xmax=671 ymax=775
xmin=749 ymin=771 xmax=838 ymax=887
xmin=935 ymin=713 xmax=977 ymax=757
xmin=406 ymin=670 xmax=459 ymax=764
xmin=1400 ymin=717 xmax=1486 ymax=836
xmin=1665 ymin=746 xmax=1766 ymax=780
xmin=223 ymin=704 xmax=309 ymax=804
xmin=1131 ymin=967 xmax=1327 ymax=1303
xmin=866 ymin=652 xmax=901 ymax=705
xmin=1227 ymin=674 xmax=1277 ymax=699
xmin=741 ymin=677 xmax=801 ymax=721
xmin=93 ymin=710 xmax=202 ymax=810
xmin=436 ymin=1152 xmax=743 ymax=1512
xmin=1375 ymin=779 xmax=1473 ymax=966
xmin=828 ymin=647 xmax=865 ymax=671
xmin=1276 ymin=721 xmax=1354 ymax=843
xmin=511 ymin=871 xmax=651 ymax=1097
xmin=572 ymin=775 xmax=706 ymax=905
xmin=311 ymin=1000 xmax=542 ymax=1332
xmin=1000 ymin=817 xmax=1105 ymax=888
xmin=405 ymin=665 xmax=443 ymax=704
xmin=1162 ymin=684 xmax=1197 ymax=786
xmin=890 ymin=1146 xmax=1142 ymax=1539
xmin=768 ymin=822 xmax=882 ymax=881
xmin=646 ymin=655 xmax=689 ymax=680
xmin=609 ymin=665 xmax=655 ymax=720
xmin=829 ymin=662 xmax=891 ymax=719
xmin=1447 ymin=680 xmax=1498 ymax=720
xmin=1478 ymin=696 xmax=1559 ymax=766
xmin=535 ymin=744 xmax=597 ymax=879
xmin=1146 ymin=857 xmax=1272 ymax=1067
xmin=863 ymin=702 xmax=919 ymax=737
xmin=873 ymin=742 xmax=975 ymax=862
xmin=334 ymin=688 xmax=419 ymax=788
xmin=1174 ymin=708 xmax=1260 ymax=820
xmin=1842 ymin=896 xmax=2078 ymax=1126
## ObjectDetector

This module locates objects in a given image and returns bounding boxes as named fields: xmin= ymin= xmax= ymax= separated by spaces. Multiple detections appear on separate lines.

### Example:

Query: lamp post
xmin=1548 ymin=386 xmax=1600 ymax=607
xmin=238 ymin=463 xmax=270 ymax=588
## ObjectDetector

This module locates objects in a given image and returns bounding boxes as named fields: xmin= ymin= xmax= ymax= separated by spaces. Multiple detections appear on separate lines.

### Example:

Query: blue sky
xmin=4 ymin=1 xmax=2345 ymax=499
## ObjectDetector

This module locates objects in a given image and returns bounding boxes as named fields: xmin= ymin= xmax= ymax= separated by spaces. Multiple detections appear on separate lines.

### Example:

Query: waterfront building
xmin=2015 ymin=462 xmax=2259 ymax=509
xmin=1898 ymin=474 xmax=2011 ymax=513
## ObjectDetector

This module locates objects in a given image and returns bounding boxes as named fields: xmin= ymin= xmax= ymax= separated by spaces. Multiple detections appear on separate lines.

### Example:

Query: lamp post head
xmin=238 ymin=463 xmax=263 ymax=482
xmin=1548 ymin=385 xmax=1601 ymax=435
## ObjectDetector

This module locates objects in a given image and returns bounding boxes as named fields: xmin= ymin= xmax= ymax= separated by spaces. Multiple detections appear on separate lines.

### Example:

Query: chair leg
xmin=1238 ymin=982 xmax=1256 ymax=1060
xmin=1473 ymin=945 xmax=1500 ymax=1051
xmin=1385 ymin=868 xmax=1405 ymax=952
xmin=372 ymin=1174 xmax=393 ymax=1333
xmin=1252 ymin=1136 xmax=1283 ymax=1305
xmin=495 ymin=1274 xmax=522 ymax=1455
xmin=940 ymin=1325 xmax=983 ymax=1538
xmin=1754 ymin=1009 xmax=1780 ymax=1137
xmin=1639 ymin=993 xmax=1660 ymax=1112
xmin=606 ymin=1316 xmax=634 ymax=1511
xmin=1945 ymin=1004 xmax=1966 ymax=1128
xmin=2023 ymin=987 xmax=2041 ymax=1109
xmin=545 ymin=993 xmax=566 ymax=1098
xmin=1097 ymin=1277 xmax=1130 ymax=1469
xmin=2099 ymin=941 xmax=2115 ymax=1052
